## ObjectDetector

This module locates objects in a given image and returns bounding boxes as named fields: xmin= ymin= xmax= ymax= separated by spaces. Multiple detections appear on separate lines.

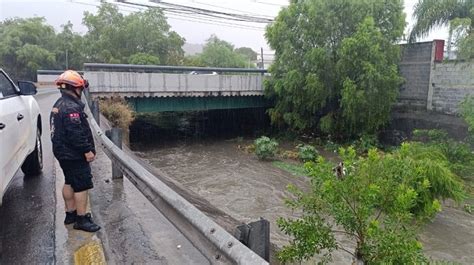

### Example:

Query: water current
xmin=129 ymin=109 xmax=474 ymax=264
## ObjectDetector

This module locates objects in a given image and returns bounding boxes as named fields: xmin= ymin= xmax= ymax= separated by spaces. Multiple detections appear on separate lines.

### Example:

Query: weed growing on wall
xmin=100 ymin=97 xmax=135 ymax=130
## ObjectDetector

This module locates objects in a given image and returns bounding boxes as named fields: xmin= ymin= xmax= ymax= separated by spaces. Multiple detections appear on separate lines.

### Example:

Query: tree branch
xmin=337 ymin=245 xmax=356 ymax=258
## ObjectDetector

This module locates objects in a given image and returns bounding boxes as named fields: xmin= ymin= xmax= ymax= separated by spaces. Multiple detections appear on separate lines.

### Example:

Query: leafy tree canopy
xmin=409 ymin=0 xmax=473 ymax=59
xmin=265 ymin=0 xmax=405 ymax=138
xmin=83 ymin=3 xmax=185 ymax=65
xmin=235 ymin=47 xmax=258 ymax=61
xmin=0 ymin=17 xmax=57 ymax=80
xmin=195 ymin=35 xmax=249 ymax=68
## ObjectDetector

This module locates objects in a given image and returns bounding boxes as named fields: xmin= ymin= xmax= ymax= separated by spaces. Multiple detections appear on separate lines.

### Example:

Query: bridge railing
xmin=82 ymin=96 xmax=268 ymax=265
xmin=83 ymin=63 xmax=268 ymax=74
xmin=83 ymin=63 xmax=268 ymax=98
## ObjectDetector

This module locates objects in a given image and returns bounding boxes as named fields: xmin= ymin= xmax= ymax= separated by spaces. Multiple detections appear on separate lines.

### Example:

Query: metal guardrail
xmin=83 ymin=99 xmax=268 ymax=264
xmin=84 ymin=63 xmax=267 ymax=74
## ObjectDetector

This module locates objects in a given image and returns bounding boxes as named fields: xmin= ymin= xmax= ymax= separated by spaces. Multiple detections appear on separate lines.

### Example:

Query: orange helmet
xmin=55 ymin=70 xmax=89 ymax=89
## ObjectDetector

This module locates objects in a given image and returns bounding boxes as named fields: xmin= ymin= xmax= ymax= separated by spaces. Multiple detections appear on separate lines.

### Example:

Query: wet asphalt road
xmin=1 ymin=88 xmax=209 ymax=264
xmin=0 ymin=88 xmax=59 ymax=264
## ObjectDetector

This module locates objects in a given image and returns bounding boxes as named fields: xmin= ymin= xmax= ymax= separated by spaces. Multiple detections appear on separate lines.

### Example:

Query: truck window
xmin=0 ymin=72 xmax=17 ymax=98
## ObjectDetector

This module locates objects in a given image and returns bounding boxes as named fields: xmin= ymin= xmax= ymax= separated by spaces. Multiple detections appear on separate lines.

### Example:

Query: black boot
xmin=64 ymin=210 xmax=77 ymax=225
xmin=74 ymin=213 xmax=101 ymax=232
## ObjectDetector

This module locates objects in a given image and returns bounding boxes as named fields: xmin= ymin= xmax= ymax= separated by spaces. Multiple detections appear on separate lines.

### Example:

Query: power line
xmin=144 ymin=0 xmax=274 ymax=23
xmin=191 ymin=1 xmax=275 ymax=20
xmin=254 ymin=0 xmax=288 ymax=7
xmin=165 ymin=14 xmax=266 ymax=31
xmin=70 ymin=0 xmax=266 ymax=31
xmin=114 ymin=1 xmax=266 ymax=30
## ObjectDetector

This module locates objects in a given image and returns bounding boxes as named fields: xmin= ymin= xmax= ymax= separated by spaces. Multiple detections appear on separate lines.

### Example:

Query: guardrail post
xmin=105 ymin=128 xmax=123 ymax=179
xmin=91 ymin=100 xmax=100 ymax=126
xmin=235 ymin=218 xmax=270 ymax=261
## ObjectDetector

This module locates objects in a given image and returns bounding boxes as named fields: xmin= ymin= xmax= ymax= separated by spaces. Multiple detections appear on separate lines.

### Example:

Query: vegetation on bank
xmin=260 ymin=1 xmax=474 ymax=260
xmin=250 ymin=96 xmax=474 ymax=263
xmin=99 ymin=98 xmax=135 ymax=130
xmin=265 ymin=0 xmax=405 ymax=138
xmin=249 ymin=131 xmax=471 ymax=263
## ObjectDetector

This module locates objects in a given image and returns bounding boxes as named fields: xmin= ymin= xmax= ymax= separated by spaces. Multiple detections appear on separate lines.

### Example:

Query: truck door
xmin=0 ymin=71 xmax=24 ymax=194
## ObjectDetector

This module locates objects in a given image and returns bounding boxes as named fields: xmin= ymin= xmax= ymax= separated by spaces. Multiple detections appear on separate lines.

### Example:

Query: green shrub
xmin=254 ymin=136 xmax=278 ymax=160
xmin=412 ymin=129 xmax=474 ymax=180
xmin=278 ymin=145 xmax=466 ymax=264
xmin=352 ymin=134 xmax=379 ymax=154
xmin=297 ymin=144 xmax=319 ymax=162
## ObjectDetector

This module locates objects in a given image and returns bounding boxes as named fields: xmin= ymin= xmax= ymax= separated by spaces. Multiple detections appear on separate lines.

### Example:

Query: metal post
xmin=105 ymin=128 xmax=123 ymax=179
xmin=235 ymin=218 xmax=270 ymax=261
xmin=91 ymin=100 xmax=100 ymax=126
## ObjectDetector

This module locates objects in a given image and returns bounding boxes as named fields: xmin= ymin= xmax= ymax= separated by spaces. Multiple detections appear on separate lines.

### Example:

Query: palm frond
xmin=408 ymin=0 xmax=470 ymax=42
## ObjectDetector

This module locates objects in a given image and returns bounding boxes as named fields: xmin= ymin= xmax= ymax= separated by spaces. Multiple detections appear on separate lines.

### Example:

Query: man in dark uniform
xmin=50 ymin=70 xmax=100 ymax=232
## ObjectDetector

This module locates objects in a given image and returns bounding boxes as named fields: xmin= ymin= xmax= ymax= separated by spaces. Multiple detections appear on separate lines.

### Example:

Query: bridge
xmin=82 ymin=63 xmax=271 ymax=112
xmin=34 ymin=67 xmax=272 ymax=264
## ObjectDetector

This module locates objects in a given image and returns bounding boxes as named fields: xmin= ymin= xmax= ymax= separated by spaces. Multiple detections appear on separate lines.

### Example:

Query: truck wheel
xmin=21 ymin=129 xmax=43 ymax=176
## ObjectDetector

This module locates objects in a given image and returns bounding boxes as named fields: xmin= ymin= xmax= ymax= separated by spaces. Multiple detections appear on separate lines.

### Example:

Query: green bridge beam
xmin=127 ymin=96 xmax=271 ymax=112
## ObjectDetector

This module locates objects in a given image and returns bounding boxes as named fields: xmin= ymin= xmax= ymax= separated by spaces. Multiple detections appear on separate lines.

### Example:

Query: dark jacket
xmin=50 ymin=91 xmax=95 ymax=161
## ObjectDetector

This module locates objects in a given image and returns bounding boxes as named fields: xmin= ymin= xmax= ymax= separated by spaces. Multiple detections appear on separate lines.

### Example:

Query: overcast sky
xmin=0 ymin=0 xmax=448 ymax=53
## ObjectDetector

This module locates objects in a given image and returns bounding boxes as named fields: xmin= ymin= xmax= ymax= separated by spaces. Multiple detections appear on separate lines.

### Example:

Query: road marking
xmin=74 ymin=240 xmax=106 ymax=265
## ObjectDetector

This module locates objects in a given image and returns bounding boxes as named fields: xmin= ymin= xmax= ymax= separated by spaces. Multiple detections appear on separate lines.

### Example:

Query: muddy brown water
xmin=131 ymin=138 xmax=474 ymax=264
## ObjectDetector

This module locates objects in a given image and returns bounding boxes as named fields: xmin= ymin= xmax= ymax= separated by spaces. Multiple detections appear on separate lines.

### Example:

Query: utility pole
xmin=260 ymin=47 xmax=264 ymax=69
xmin=66 ymin=49 xmax=69 ymax=69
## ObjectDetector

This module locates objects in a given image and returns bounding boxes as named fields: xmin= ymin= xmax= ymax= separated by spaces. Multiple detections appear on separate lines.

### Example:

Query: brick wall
xmin=431 ymin=62 xmax=474 ymax=114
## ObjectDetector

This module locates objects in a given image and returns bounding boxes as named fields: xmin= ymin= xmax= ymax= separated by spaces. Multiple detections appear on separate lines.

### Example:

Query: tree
xmin=82 ymin=3 xmax=185 ymax=65
xmin=337 ymin=17 xmax=402 ymax=135
xmin=128 ymin=53 xmax=160 ymax=65
xmin=278 ymin=146 xmax=465 ymax=264
xmin=183 ymin=55 xmax=205 ymax=67
xmin=235 ymin=47 xmax=258 ymax=61
xmin=409 ymin=0 xmax=474 ymax=59
xmin=0 ymin=17 xmax=58 ymax=80
xmin=196 ymin=35 xmax=248 ymax=68
xmin=265 ymin=0 xmax=405 ymax=138
xmin=55 ymin=21 xmax=86 ymax=70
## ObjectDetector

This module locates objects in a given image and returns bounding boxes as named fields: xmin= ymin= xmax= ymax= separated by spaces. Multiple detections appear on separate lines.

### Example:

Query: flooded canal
xmin=129 ymin=109 xmax=474 ymax=264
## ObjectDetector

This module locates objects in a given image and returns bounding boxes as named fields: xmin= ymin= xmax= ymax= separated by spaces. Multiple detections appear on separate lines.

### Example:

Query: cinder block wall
xmin=397 ymin=41 xmax=473 ymax=115
xmin=397 ymin=42 xmax=434 ymax=110
xmin=431 ymin=62 xmax=474 ymax=114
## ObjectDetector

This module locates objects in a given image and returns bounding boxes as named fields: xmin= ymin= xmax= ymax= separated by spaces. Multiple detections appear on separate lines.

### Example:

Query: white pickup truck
xmin=0 ymin=69 xmax=43 ymax=206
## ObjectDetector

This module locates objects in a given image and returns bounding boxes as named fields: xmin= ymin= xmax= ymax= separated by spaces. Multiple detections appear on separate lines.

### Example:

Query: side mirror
xmin=18 ymin=81 xmax=37 ymax=95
